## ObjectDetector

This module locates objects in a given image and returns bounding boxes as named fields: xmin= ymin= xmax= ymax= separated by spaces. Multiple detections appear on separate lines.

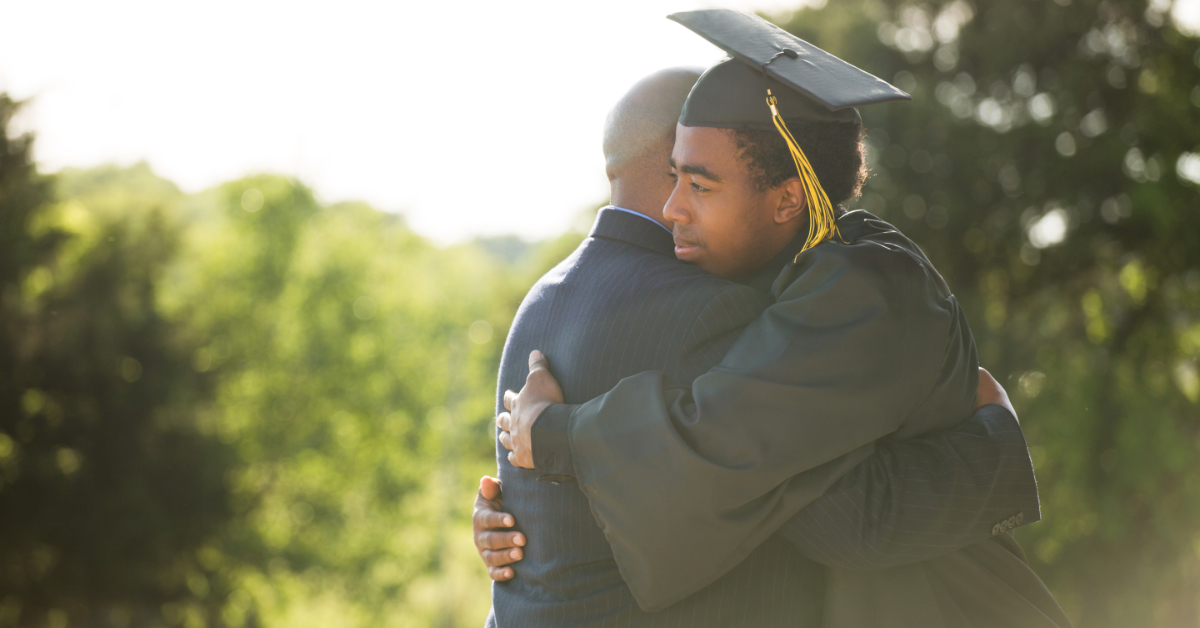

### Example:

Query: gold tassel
xmin=766 ymin=89 xmax=841 ymax=260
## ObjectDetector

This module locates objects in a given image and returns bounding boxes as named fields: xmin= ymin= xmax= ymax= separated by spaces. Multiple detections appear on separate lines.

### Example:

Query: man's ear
xmin=773 ymin=177 xmax=806 ymax=224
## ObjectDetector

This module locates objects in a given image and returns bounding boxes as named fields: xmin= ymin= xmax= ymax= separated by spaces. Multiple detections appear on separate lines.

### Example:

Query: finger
xmin=484 ymin=510 xmax=516 ymax=529
xmin=472 ymin=504 xmax=515 ymax=530
xmin=498 ymin=430 xmax=514 ymax=451
xmin=477 ymin=530 xmax=522 ymax=551
xmin=510 ymin=450 xmax=531 ymax=469
xmin=496 ymin=412 xmax=511 ymax=432
xmin=479 ymin=476 xmax=502 ymax=502
xmin=503 ymin=389 xmax=518 ymax=411
xmin=482 ymin=548 xmax=515 ymax=568
xmin=477 ymin=531 xmax=525 ymax=551
xmin=475 ymin=528 xmax=507 ymax=551
xmin=480 ymin=542 xmax=518 ymax=562
xmin=528 ymin=350 xmax=549 ymax=373
xmin=473 ymin=490 xmax=495 ymax=519
xmin=482 ymin=547 xmax=525 ymax=566
xmin=472 ymin=506 xmax=515 ymax=530
xmin=489 ymin=566 xmax=515 ymax=581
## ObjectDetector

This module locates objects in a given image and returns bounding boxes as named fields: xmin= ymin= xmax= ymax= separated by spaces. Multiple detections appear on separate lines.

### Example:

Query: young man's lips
xmin=674 ymin=241 xmax=700 ymax=257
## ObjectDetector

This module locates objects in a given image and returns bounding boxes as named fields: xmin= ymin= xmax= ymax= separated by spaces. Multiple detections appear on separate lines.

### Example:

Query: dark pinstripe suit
xmin=486 ymin=208 xmax=1038 ymax=627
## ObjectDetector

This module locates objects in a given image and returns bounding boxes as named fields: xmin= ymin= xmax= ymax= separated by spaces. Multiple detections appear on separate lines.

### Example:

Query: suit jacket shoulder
xmin=491 ymin=209 xmax=820 ymax=627
xmin=511 ymin=228 xmax=766 ymax=403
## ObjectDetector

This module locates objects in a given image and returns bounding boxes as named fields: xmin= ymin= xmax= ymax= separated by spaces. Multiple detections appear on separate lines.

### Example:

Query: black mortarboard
xmin=682 ymin=57 xmax=860 ymax=128
xmin=670 ymin=9 xmax=910 ymax=126
xmin=668 ymin=9 xmax=910 ymax=253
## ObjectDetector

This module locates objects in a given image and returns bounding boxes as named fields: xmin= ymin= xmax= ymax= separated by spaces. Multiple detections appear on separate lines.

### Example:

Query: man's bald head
xmin=603 ymin=67 xmax=702 ymax=175
xmin=602 ymin=67 xmax=703 ymax=220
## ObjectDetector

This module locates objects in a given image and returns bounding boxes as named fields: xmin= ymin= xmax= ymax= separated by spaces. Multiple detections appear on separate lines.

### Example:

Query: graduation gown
xmin=823 ymin=531 xmax=1070 ymax=627
xmin=560 ymin=210 xmax=1069 ymax=625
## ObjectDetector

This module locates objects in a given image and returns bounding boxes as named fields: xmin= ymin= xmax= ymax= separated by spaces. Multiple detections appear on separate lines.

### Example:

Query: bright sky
xmin=5 ymin=0 xmax=1197 ymax=243
xmin=0 ymin=0 xmax=814 ymax=243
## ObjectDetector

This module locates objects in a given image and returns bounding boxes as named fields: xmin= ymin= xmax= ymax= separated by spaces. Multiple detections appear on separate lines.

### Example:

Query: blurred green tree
xmin=0 ymin=98 xmax=237 ymax=626
xmin=778 ymin=0 xmax=1200 ymax=624
xmin=0 ymin=95 xmax=567 ymax=626
xmin=157 ymin=176 xmax=566 ymax=625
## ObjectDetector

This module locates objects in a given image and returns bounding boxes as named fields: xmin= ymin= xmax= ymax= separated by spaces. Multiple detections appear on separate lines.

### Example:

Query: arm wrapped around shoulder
xmin=568 ymin=220 xmax=980 ymax=611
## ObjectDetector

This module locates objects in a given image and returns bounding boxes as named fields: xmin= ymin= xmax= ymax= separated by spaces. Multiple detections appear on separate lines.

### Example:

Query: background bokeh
xmin=2 ymin=0 xmax=1200 ymax=626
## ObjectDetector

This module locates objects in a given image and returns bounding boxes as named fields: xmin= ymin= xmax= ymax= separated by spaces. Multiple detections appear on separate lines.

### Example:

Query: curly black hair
xmin=731 ymin=120 xmax=867 ymax=206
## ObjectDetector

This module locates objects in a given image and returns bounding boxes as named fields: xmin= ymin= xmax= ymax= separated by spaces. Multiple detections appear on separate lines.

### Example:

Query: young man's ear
xmin=773 ymin=177 xmax=807 ymax=224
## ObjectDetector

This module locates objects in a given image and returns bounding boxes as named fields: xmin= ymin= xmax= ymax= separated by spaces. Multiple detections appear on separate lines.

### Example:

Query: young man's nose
xmin=663 ymin=186 xmax=690 ymax=224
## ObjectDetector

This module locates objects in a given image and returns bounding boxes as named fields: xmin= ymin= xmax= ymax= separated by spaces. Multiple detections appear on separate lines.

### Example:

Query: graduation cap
xmin=668 ymin=9 xmax=910 ymax=253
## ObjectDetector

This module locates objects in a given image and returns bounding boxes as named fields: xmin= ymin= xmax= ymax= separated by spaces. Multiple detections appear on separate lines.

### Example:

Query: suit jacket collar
xmin=589 ymin=207 xmax=675 ymax=257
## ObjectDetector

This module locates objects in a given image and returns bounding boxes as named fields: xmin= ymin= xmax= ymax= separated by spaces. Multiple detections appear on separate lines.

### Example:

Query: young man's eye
xmin=668 ymin=172 xmax=678 ymax=180
xmin=691 ymin=182 xmax=709 ymax=193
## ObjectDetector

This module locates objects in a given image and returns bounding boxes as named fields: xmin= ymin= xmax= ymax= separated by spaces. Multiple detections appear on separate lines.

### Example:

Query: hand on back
xmin=479 ymin=368 xmax=1013 ymax=584
xmin=496 ymin=350 xmax=564 ymax=469
xmin=473 ymin=476 xmax=524 ymax=582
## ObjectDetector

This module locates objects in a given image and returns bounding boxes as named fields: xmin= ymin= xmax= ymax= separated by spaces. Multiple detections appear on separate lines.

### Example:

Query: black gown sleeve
xmin=532 ymin=402 xmax=1041 ymax=570
xmin=776 ymin=403 xmax=1041 ymax=570
xmin=563 ymin=216 xmax=981 ymax=611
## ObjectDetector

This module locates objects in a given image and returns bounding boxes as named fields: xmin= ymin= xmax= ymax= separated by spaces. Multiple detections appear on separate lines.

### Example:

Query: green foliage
xmin=0 ymin=95 xmax=582 ymax=627
xmin=167 ymin=179 xmax=530 ymax=626
xmin=0 ymin=99 xmax=235 ymax=626
xmin=777 ymin=0 xmax=1200 ymax=624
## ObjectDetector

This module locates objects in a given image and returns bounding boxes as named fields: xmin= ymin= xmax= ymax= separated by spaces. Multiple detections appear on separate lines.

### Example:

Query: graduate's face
xmin=665 ymin=124 xmax=803 ymax=278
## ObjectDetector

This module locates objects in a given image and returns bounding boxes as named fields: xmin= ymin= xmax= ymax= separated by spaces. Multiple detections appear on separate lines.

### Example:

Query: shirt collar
xmin=602 ymin=205 xmax=673 ymax=233
xmin=589 ymin=206 xmax=676 ymax=256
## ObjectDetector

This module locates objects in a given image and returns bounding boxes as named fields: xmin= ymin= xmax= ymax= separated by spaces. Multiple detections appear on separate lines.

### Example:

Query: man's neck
xmin=608 ymin=181 xmax=670 ymax=228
